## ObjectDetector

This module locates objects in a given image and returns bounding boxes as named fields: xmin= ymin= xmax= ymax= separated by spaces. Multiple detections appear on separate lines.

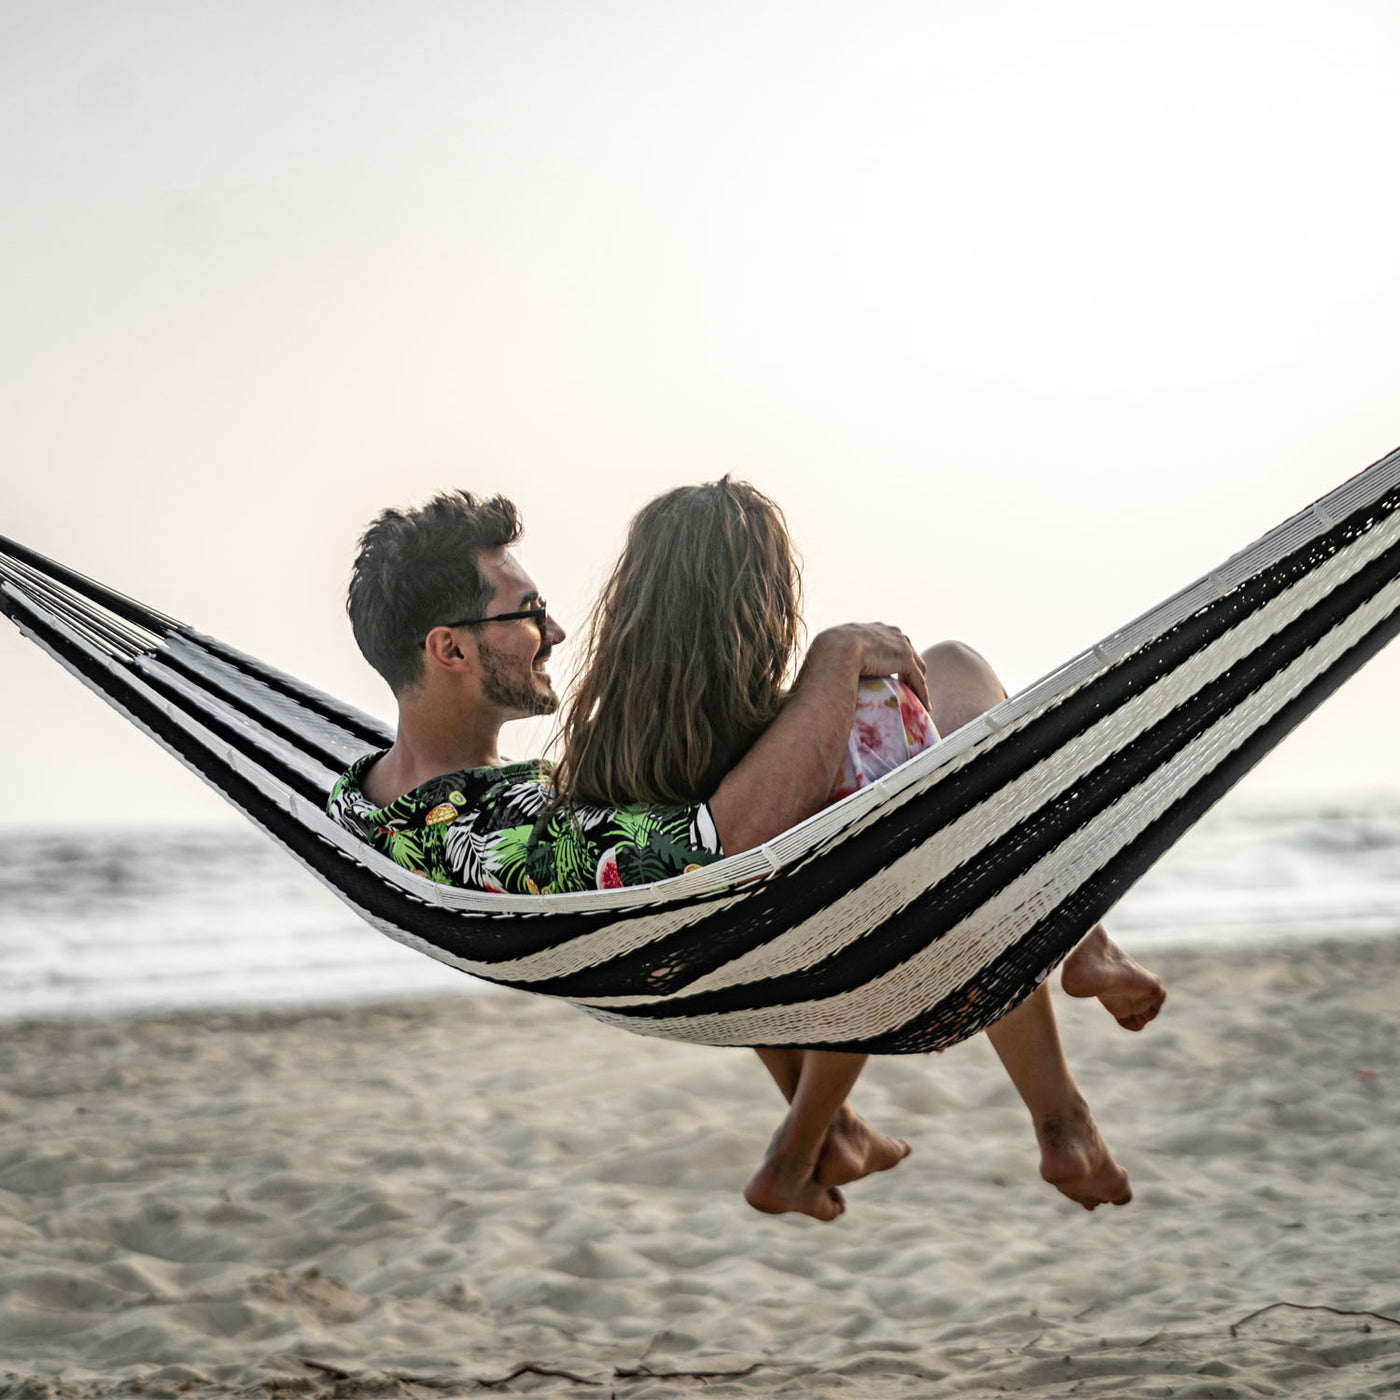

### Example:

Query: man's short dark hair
xmin=347 ymin=490 xmax=523 ymax=695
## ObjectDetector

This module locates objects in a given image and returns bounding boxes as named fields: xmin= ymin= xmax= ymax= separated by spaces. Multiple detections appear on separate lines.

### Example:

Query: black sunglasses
xmin=444 ymin=600 xmax=549 ymax=637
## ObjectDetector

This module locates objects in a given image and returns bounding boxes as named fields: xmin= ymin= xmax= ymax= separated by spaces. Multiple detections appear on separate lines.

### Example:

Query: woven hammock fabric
xmin=4 ymin=447 xmax=1399 ymax=1052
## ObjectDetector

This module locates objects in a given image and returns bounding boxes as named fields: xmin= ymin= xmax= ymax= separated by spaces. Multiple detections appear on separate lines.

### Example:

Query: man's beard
xmin=478 ymin=640 xmax=559 ymax=717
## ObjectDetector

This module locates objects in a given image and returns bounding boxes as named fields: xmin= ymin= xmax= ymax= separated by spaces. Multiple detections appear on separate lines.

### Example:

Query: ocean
xmin=3 ymin=795 xmax=1399 ymax=1023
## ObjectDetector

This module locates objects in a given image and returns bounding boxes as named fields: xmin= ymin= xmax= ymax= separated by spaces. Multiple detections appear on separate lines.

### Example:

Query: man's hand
xmin=808 ymin=622 xmax=929 ymax=711
xmin=707 ymin=621 xmax=927 ymax=856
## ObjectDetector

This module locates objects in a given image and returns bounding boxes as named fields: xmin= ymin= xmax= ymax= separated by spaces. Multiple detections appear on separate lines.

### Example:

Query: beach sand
xmin=2 ymin=935 xmax=1398 ymax=1399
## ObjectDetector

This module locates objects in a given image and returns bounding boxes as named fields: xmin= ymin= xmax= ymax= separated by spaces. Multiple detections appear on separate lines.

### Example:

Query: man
xmin=329 ymin=491 xmax=724 ymax=890
xmin=330 ymin=489 xmax=1165 ymax=1219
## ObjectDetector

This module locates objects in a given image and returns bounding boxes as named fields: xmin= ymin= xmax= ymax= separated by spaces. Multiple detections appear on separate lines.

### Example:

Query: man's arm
xmin=707 ymin=624 xmax=928 ymax=855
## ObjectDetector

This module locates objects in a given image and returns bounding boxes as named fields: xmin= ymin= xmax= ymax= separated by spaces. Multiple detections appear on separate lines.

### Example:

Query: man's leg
xmin=752 ymin=1048 xmax=911 ymax=1189
xmin=744 ymin=1048 xmax=910 ymax=1220
xmin=922 ymin=641 xmax=1155 ymax=1208
xmin=921 ymin=642 xmax=1165 ymax=1031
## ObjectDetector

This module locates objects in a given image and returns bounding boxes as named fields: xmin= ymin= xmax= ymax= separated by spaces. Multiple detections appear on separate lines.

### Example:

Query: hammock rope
xmin=4 ymin=447 xmax=1399 ymax=1052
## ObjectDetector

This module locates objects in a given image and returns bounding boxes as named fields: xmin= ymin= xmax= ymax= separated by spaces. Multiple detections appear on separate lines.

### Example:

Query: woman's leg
xmin=923 ymin=641 xmax=1153 ymax=1207
xmin=1059 ymin=923 xmax=1165 ymax=1029
xmin=921 ymin=641 xmax=1165 ymax=1031
xmin=984 ymin=982 xmax=1131 ymax=1208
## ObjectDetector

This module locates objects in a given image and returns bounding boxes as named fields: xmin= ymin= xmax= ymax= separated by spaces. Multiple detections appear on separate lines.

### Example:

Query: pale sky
xmin=3 ymin=0 xmax=1399 ymax=828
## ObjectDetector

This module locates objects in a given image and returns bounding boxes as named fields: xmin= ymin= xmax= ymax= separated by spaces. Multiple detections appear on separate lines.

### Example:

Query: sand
xmin=1 ymin=935 xmax=1398 ymax=1399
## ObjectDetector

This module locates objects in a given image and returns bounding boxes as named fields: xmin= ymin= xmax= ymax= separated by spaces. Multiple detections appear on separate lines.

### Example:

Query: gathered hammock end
xmin=3 ymin=445 xmax=1399 ymax=1054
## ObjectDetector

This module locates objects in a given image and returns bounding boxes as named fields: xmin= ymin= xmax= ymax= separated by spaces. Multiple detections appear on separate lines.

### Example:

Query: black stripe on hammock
xmin=180 ymin=629 xmax=393 ymax=751
xmin=140 ymin=647 xmax=374 ymax=778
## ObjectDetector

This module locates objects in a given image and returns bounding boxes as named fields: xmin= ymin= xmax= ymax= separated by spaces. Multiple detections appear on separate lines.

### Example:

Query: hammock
xmin=4 ymin=448 xmax=1399 ymax=1053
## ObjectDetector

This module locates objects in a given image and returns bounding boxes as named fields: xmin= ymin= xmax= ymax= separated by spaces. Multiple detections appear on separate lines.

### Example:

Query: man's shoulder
xmin=325 ymin=751 xmax=557 ymax=887
xmin=414 ymin=759 xmax=552 ymax=810
xmin=328 ymin=752 xmax=552 ymax=827
xmin=326 ymin=752 xmax=722 ymax=893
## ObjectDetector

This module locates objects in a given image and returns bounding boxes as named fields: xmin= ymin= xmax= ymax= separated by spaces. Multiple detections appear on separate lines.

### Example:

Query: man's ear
xmin=423 ymin=625 xmax=473 ymax=675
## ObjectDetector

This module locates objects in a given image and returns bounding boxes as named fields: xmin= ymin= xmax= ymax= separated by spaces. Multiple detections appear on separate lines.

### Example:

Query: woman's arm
xmin=707 ymin=623 xmax=928 ymax=855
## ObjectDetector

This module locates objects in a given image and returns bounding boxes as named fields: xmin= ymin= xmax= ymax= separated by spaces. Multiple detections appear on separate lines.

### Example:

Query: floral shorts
xmin=828 ymin=677 xmax=939 ymax=802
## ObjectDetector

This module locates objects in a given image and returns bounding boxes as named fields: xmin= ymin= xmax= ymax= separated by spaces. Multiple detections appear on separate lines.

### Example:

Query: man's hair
xmin=346 ymin=490 xmax=522 ymax=695
xmin=555 ymin=477 xmax=802 ymax=806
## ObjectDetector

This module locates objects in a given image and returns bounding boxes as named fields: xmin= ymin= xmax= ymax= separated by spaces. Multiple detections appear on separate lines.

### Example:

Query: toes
xmin=1073 ymin=1180 xmax=1131 ymax=1210
xmin=1113 ymin=997 xmax=1163 ymax=1031
xmin=873 ymin=1136 xmax=912 ymax=1172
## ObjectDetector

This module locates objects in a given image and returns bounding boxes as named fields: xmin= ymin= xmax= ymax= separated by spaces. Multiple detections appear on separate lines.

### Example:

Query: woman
xmin=556 ymin=479 xmax=1159 ymax=1221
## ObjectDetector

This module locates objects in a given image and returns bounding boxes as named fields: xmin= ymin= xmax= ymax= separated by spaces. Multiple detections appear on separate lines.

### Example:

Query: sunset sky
xmin=3 ymin=0 xmax=1399 ymax=827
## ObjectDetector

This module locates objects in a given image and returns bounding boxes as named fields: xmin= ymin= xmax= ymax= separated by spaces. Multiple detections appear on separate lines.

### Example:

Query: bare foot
xmin=1036 ymin=1097 xmax=1132 ymax=1210
xmin=815 ymin=1105 xmax=912 ymax=1187
xmin=1061 ymin=925 xmax=1166 ymax=1031
xmin=744 ymin=1153 xmax=847 ymax=1221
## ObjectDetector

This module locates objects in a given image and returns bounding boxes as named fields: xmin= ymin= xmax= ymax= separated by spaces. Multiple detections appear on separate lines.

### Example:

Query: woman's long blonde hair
xmin=555 ymin=478 xmax=803 ymax=807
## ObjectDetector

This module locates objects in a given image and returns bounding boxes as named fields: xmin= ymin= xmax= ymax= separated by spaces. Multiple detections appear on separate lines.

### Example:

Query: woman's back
xmin=556 ymin=478 xmax=803 ymax=808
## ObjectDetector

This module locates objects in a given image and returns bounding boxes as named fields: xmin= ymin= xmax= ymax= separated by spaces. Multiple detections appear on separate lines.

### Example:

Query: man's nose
xmin=544 ymin=612 xmax=566 ymax=645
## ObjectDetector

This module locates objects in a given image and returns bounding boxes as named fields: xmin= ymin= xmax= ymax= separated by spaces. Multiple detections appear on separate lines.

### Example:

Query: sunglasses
xmin=444 ymin=600 xmax=549 ymax=639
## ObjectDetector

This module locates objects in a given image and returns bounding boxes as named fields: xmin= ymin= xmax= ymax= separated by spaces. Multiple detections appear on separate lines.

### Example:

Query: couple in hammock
xmin=329 ymin=479 xmax=1165 ymax=1221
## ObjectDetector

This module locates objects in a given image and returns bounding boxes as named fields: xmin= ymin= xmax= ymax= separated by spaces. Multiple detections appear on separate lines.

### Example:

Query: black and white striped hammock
xmin=4 ymin=448 xmax=1399 ymax=1053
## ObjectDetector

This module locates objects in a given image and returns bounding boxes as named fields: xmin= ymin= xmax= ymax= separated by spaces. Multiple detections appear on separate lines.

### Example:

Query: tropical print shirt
xmin=326 ymin=752 xmax=723 ymax=894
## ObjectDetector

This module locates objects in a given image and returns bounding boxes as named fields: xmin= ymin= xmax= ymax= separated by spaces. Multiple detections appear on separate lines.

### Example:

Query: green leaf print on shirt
xmin=380 ymin=826 xmax=428 ymax=875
